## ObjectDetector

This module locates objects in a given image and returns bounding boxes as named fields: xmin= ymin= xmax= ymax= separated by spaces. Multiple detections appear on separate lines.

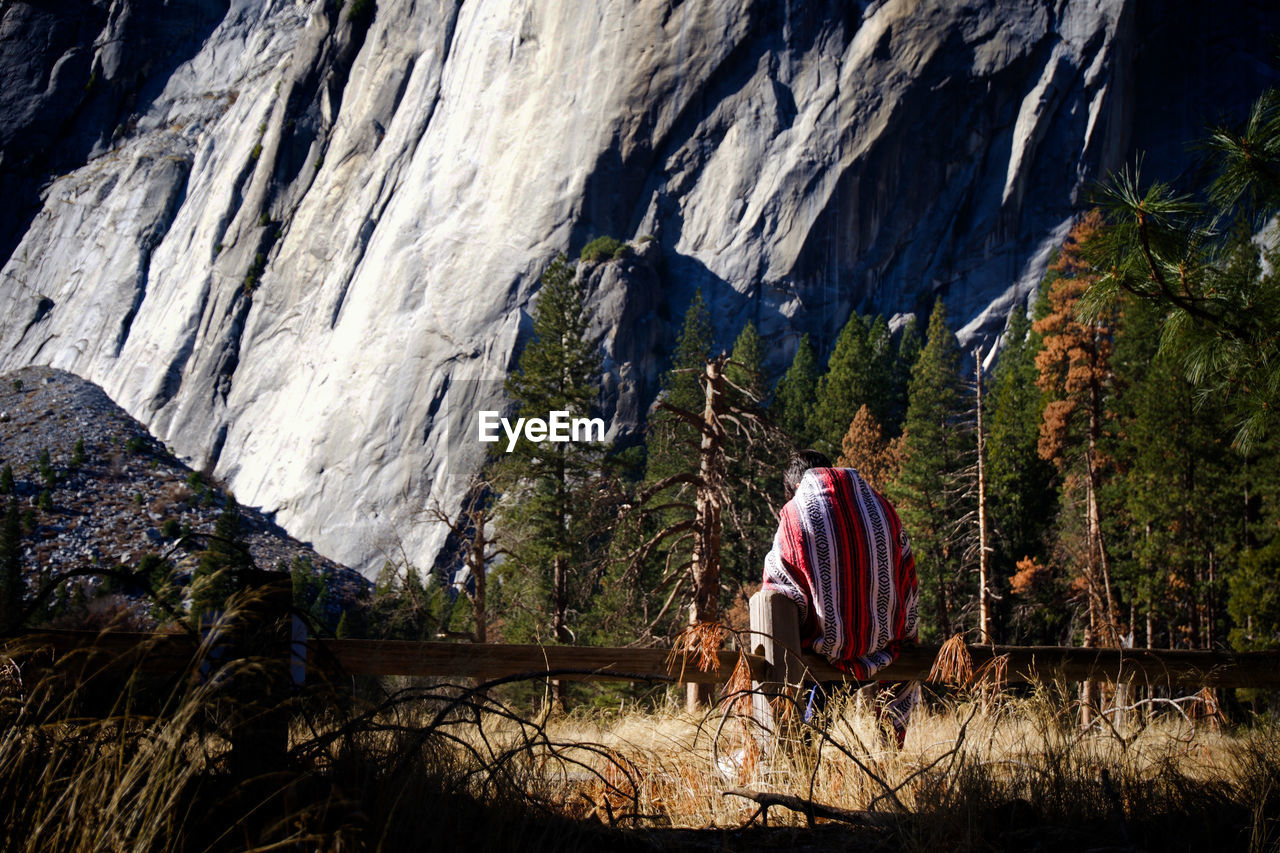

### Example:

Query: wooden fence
xmin=5 ymin=581 xmax=1278 ymax=695
xmin=12 ymin=583 xmax=1274 ymax=778
xmin=8 ymin=625 xmax=1280 ymax=690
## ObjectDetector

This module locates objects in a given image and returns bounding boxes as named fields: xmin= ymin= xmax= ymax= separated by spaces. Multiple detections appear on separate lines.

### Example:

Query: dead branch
xmin=720 ymin=373 xmax=763 ymax=404
xmin=721 ymin=788 xmax=898 ymax=829
xmin=645 ymin=576 xmax=688 ymax=634
xmin=654 ymin=399 xmax=711 ymax=433
xmin=634 ymin=473 xmax=705 ymax=505
xmin=623 ymin=519 xmax=696 ymax=568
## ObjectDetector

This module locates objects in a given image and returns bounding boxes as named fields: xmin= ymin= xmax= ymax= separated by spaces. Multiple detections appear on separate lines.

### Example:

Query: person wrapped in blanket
xmin=762 ymin=450 xmax=921 ymax=747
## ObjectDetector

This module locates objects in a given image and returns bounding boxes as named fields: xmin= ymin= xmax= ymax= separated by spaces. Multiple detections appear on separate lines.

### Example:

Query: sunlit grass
xmin=2 ymin=620 xmax=1278 ymax=853
xmin=531 ymin=682 xmax=1280 ymax=849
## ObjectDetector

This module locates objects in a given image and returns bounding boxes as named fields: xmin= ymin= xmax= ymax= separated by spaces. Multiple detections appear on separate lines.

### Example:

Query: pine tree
xmin=493 ymin=254 xmax=605 ymax=649
xmin=1229 ymin=533 xmax=1280 ymax=653
xmin=0 ymin=498 xmax=22 ymax=630
xmin=647 ymin=289 xmax=713 ymax=483
xmin=138 ymin=552 xmax=179 ymax=616
xmin=722 ymin=322 xmax=787 ymax=594
xmin=770 ymin=333 xmax=818 ymax=444
xmin=891 ymin=315 xmax=923 ymax=430
xmin=888 ymin=298 xmax=970 ymax=642
xmin=808 ymin=312 xmax=874 ymax=457
xmin=627 ymin=290 xmax=716 ymax=644
xmin=366 ymin=561 xmax=438 ymax=640
xmin=190 ymin=496 xmax=251 ymax=623
xmin=1089 ymin=88 xmax=1280 ymax=449
xmin=725 ymin=320 xmax=765 ymax=402
xmin=987 ymin=301 xmax=1058 ymax=642
xmin=1034 ymin=212 xmax=1121 ymax=646
xmin=626 ymin=353 xmax=764 ymax=709
xmin=866 ymin=314 xmax=897 ymax=430
xmin=1108 ymin=296 xmax=1241 ymax=650
xmin=837 ymin=405 xmax=902 ymax=492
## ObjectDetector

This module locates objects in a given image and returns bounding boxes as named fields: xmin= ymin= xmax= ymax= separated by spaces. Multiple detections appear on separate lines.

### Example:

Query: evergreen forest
xmin=354 ymin=87 xmax=1280 ymax=701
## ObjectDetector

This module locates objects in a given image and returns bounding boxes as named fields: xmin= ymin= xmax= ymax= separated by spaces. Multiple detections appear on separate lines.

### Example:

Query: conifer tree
xmin=1229 ymin=538 xmax=1280 ymax=651
xmin=0 ymin=498 xmax=22 ymax=630
xmin=808 ymin=312 xmax=874 ymax=457
xmin=493 ymin=254 xmax=604 ymax=649
xmin=837 ymin=405 xmax=902 ymax=492
xmin=366 ymin=561 xmax=438 ymax=640
xmin=866 ymin=314 xmax=897 ymax=430
xmin=722 ymin=321 xmax=787 ymax=594
xmin=1034 ymin=211 xmax=1120 ymax=645
xmin=770 ymin=333 xmax=818 ymax=444
xmin=1108 ymin=297 xmax=1239 ymax=649
xmin=986 ymin=301 xmax=1058 ymax=642
xmin=646 ymin=290 xmax=713 ymax=483
xmin=190 ymin=496 xmax=252 ymax=622
xmin=622 ymin=290 xmax=716 ymax=645
xmin=626 ymin=351 xmax=770 ymax=709
xmin=1088 ymin=88 xmax=1280 ymax=449
xmin=888 ymin=298 xmax=970 ymax=642
xmin=725 ymin=320 xmax=765 ymax=401
xmin=892 ymin=315 xmax=923 ymax=426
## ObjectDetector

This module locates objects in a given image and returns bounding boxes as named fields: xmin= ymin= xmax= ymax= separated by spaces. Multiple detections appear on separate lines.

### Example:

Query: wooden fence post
xmin=747 ymin=589 xmax=806 ymax=748
xmin=227 ymin=570 xmax=291 ymax=780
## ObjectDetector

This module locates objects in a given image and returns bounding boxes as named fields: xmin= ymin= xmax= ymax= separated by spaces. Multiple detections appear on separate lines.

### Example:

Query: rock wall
xmin=0 ymin=0 xmax=1276 ymax=573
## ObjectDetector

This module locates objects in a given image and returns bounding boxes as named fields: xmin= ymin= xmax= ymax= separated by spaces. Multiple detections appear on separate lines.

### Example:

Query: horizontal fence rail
xmin=6 ymin=630 xmax=1280 ymax=690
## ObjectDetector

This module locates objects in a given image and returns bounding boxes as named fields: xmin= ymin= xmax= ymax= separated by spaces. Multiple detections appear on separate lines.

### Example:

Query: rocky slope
xmin=0 ymin=366 xmax=363 ymax=623
xmin=0 ymin=1 xmax=1276 ymax=573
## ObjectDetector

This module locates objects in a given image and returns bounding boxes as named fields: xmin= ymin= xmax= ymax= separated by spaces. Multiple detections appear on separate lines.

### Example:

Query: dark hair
xmin=784 ymin=449 xmax=832 ymax=495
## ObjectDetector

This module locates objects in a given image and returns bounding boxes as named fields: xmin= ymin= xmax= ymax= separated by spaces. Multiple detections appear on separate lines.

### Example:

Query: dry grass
xmin=531 ymin=682 xmax=1280 ymax=850
xmin=2 ymin=612 xmax=1279 ymax=853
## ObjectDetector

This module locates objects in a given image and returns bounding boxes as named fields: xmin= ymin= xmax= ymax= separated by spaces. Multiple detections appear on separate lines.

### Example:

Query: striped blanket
xmin=762 ymin=467 xmax=918 ymax=678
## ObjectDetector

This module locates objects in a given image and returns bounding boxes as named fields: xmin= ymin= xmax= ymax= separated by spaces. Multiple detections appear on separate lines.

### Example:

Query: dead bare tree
xmin=424 ymin=474 xmax=507 ymax=643
xmin=621 ymin=354 xmax=783 ymax=711
xmin=974 ymin=346 xmax=993 ymax=643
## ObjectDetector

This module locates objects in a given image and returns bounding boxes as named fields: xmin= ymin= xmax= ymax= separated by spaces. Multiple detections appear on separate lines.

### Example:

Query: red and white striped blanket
xmin=762 ymin=467 xmax=918 ymax=678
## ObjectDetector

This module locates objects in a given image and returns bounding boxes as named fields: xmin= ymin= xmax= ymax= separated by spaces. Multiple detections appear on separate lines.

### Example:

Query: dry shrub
xmin=149 ymin=482 xmax=193 ymax=515
xmin=669 ymin=621 xmax=726 ymax=676
xmin=0 ymin=656 xmax=20 ymax=699
xmin=927 ymin=633 xmax=973 ymax=686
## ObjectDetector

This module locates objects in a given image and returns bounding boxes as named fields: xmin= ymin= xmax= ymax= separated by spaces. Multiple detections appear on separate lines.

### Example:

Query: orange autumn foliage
xmin=1033 ymin=210 xmax=1111 ymax=467
xmin=837 ymin=404 xmax=903 ymax=492
xmin=1010 ymin=556 xmax=1052 ymax=597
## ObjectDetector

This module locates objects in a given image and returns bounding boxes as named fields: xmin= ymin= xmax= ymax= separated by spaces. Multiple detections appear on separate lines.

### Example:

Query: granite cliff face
xmin=0 ymin=0 xmax=1276 ymax=573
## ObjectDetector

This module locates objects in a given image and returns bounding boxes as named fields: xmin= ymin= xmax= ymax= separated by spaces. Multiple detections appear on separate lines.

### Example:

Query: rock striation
xmin=0 ymin=0 xmax=1276 ymax=573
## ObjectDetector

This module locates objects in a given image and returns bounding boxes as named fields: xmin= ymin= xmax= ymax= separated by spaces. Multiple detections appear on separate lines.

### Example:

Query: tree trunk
xmin=975 ymin=348 xmax=992 ymax=643
xmin=1086 ymin=336 xmax=1118 ymax=641
xmin=1080 ymin=624 xmax=1098 ymax=727
xmin=551 ymin=554 xmax=571 ymax=711
xmin=687 ymin=357 xmax=726 ymax=712
xmin=471 ymin=506 xmax=487 ymax=645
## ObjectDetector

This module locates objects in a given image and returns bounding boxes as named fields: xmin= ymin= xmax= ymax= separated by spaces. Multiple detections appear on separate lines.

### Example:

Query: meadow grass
xmin=534 ymin=681 xmax=1280 ymax=850
xmin=2 ymin=628 xmax=1278 ymax=852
